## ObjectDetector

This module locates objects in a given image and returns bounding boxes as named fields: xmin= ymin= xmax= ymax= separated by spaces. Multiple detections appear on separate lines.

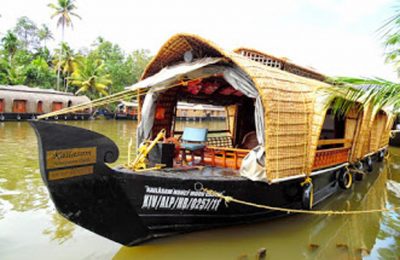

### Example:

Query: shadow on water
xmin=0 ymin=120 xmax=399 ymax=259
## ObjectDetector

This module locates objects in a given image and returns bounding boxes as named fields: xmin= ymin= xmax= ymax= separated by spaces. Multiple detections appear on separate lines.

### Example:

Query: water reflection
xmin=42 ymin=212 xmax=76 ymax=244
xmin=0 ymin=120 xmax=399 ymax=259
xmin=115 ymin=164 xmax=398 ymax=259
xmin=0 ymin=122 xmax=48 ymax=217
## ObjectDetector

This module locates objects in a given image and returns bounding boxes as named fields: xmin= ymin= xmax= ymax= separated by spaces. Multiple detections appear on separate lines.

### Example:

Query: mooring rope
xmin=201 ymin=188 xmax=400 ymax=215
xmin=37 ymin=76 xmax=215 ymax=120
xmin=37 ymin=88 xmax=147 ymax=119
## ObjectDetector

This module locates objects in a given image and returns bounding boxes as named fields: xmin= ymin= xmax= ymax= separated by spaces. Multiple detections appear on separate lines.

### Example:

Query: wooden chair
xmin=180 ymin=127 xmax=208 ymax=165
xmin=238 ymin=131 xmax=258 ymax=149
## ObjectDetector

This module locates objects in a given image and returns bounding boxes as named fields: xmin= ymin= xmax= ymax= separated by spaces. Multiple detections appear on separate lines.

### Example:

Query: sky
xmin=0 ymin=0 xmax=398 ymax=81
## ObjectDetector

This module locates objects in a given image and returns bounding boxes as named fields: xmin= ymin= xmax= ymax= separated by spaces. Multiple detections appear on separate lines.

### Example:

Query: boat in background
xmin=389 ymin=116 xmax=400 ymax=147
xmin=0 ymin=85 xmax=92 ymax=121
xmin=175 ymin=102 xmax=225 ymax=121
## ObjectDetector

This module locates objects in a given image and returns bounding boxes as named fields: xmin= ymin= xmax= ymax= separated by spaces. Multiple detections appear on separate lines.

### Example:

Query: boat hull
xmin=0 ymin=112 xmax=92 ymax=121
xmin=29 ymin=121 xmax=383 ymax=246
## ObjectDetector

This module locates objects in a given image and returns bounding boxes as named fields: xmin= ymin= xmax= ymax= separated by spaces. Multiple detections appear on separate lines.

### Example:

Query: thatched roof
xmin=233 ymin=47 xmax=326 ymax=82
xmin=140 ymin=33 xmax=390 ymax=181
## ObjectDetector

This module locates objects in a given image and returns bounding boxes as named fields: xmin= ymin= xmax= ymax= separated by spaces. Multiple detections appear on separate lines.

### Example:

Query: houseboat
xmin=29 ymin=34 xmax=395 ymax=246
xmin=111 ymin=101 xmax=138 ymax=120
xmin=0 ymin=85 xmax=92 ymax=121
xmin=176 ymin=102 xmax=225 ymax=121
xmin=102 ymin=101 xmax=226 ymax=121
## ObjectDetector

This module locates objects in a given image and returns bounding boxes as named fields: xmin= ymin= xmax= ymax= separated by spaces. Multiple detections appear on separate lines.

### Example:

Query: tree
xmin=38 ymin=24 xmax=54 ymax=48
xmin=4 ymin=65 xmax=26 ymax=85
xmin=69 ymin=56 xmax=111 ymax=98
xmin=13 ymin=16 xmax=39 ymax=50
xmin=25 ymin=56 xmax=56 ymax=88
xmin=53 ymin=42 xmax=81 ymax=91
xmin=128 ymin=49 xmax=152 ymax=83
xmin=1 ymin=31 xmax=19 ymax=63
xmin=48 ymin=0 xmax=81 ymax=90
xmin=88 ymin=37 xmax=152 ymax=93
xmin=326 ymin=5 xmax=400 ymax=115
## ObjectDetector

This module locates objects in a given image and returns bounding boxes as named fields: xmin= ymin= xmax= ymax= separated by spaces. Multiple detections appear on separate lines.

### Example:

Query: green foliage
xmin=322 ymin=4 xmax=400 ymax=117
xmin=89 ymin=38 xmax=152 ymax=93
xmin=0 ymin=15 xmax=151 ymax=99
xmin=4 ymin=65 xmax=27 ymax=85
xmin=53 ymin=42 xmax=82 ymax=90
xmin=24 ymin=56 xmax=56 ymax=88
xmin=37 ymin=24 xmax=54 ymax=47
xmin=380 ymin=4 xmax=400 ymax=74
xmin=1 ymin=31 xmax=19 ymax=61
xmin=69 ymin=56 xmax=112 ymax=98
xmin=48 ymin=0 xmax=81 ymax=29
xmin=325 ymin=77 xmax=400 ymax=117
xmin=13 ymin=16 xmax=39 ymax=50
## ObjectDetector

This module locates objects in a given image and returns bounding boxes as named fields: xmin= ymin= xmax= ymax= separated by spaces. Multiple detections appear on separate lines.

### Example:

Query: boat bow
xmin=30 ymin=121 xmax=151 ymax=245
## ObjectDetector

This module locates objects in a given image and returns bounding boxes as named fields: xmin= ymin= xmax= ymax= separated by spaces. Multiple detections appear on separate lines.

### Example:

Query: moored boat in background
xmin=0 ymin=85 xmax=93 ymax=121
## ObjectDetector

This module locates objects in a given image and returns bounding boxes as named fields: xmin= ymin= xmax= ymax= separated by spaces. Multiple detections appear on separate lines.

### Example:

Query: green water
xmin=0 ymin=120 xmax=399 ymax=259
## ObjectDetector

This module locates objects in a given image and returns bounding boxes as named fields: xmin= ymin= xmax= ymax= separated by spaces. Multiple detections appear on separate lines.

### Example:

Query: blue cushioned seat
xmin=180 ymin=127 xmax=208 ymax=165
xmin=180 ymin=143 xmax=205 ymax=151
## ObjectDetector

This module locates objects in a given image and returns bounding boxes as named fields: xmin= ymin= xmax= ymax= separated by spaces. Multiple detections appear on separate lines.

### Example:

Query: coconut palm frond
xmin=326 ymin=77 xmax=400 ymax=117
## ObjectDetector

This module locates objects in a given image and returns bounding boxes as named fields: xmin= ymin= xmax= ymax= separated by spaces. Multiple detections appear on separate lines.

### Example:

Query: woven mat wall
xmin=140 ymin=33 xmax=392 ymax=181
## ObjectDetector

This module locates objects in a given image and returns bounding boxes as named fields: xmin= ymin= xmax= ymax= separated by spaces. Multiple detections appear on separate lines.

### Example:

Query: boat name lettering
xmin=142 ymin=186 xmax=224 ymax=211
xmin=46 ymin=147 xmax=97 ymax=169
xmin=144 ymin=185 xmax=217 ymax=197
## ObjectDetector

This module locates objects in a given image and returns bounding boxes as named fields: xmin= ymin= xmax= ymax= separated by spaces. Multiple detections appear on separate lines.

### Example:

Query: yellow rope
xmin=37 ymin=89 xmax=146 ymax=119
xmin=345 ymin=165 xmax=365 ymax=176
xmin=201 ymin=188 xmax=399 ymax=215
xmin=300 ymin=176 xmax=312 ymax=186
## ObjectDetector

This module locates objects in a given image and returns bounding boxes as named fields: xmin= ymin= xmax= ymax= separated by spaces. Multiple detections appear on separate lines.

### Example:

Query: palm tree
xmin=69 ymin=57 xmax=112 ymax=98
xmin=48 ymin=0 xmax=81 ymax=90
xmin=53 ymin=42 xmax=81 ymax=91
xmin=324 ymin=5 xmax=400 ymax=116
xmin=1 ymin=31 xmax=19 ymax=63
xmin=325 ymin=77 xmax=400 ymax=117
xmin=38 ymin=24 xmax=54 ymax=48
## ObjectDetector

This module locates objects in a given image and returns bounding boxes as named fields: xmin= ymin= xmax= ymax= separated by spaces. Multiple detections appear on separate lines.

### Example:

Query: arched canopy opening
xmin=364 ymin=110 xmax=389 ymax=154
xmin=311 ymin=103 xmax=363 ymax=170
xmin=134 ymin=33 xmax=333 ymax=182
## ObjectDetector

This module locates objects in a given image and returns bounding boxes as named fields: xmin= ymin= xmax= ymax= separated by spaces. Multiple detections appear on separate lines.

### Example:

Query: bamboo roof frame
xmin=140 ymin=33 xmax=391 ymax=181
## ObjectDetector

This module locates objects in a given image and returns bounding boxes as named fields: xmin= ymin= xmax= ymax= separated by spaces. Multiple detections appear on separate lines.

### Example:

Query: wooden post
xmin=137 ymin=89 xmax=141 ymax=123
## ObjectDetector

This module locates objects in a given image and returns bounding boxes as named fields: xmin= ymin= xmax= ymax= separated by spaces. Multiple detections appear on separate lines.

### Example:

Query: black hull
xmin=29 ymin=121 xmax=384 ymax=246
xmin=0 ymin=113 xmax=92 ymax=121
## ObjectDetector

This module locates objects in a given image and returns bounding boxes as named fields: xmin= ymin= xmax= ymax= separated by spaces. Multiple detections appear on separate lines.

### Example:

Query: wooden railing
xmin=317 ymin=138 xmax=352 ymax=148
xmin=204 ymin=146 xmax=250 ymax=170
xmin=313 ymin=138 xmax=352 ymax=170
xmin=174 ymin=130 xmax=233 ymax=148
